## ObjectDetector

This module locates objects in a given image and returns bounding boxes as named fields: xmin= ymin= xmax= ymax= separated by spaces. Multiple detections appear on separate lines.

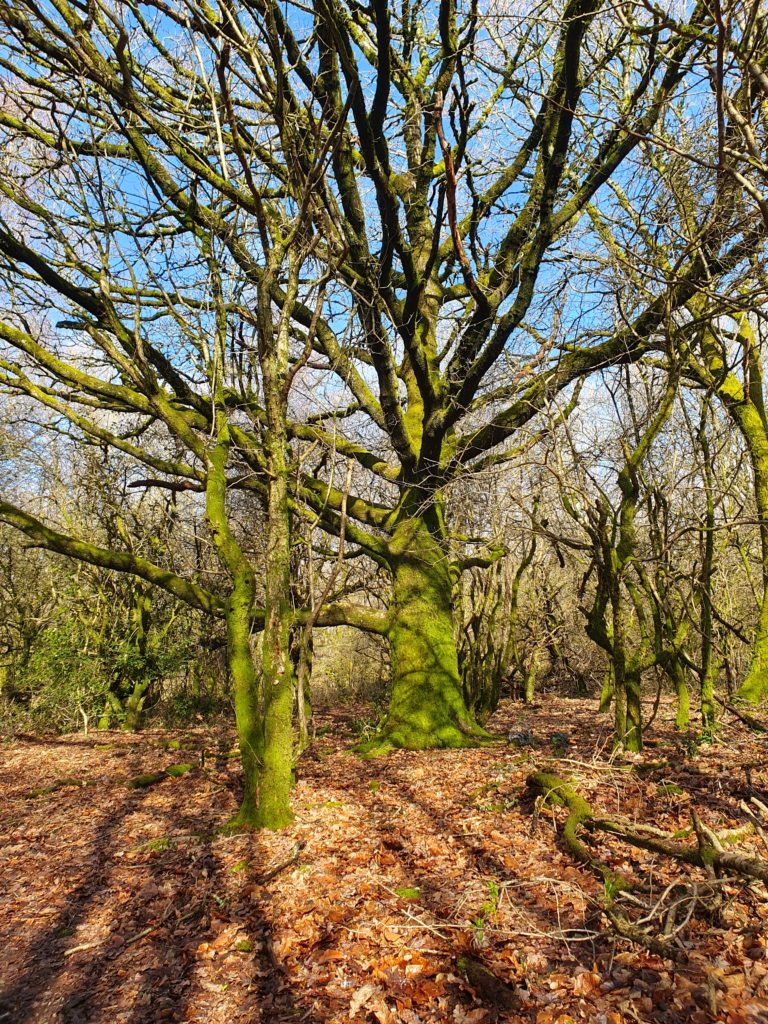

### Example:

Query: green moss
xmin=221 ymin=810 xmax=259 ymax=833
xmin=468 ymin=781 xmax=500 ymax=802
xmin=143 ymin=836 xmax=173 ymax=852
xmin=674 ymin=677 xmax=690 ymax=730
xmin=27 ymin=776 xmax=93 ymax=798
xmin=125 ymin=762 xmax=192 ymax=788
xmin=231 ymin=859 xmax=249 ymax=873
xmin=736 ymin=665 xmax=768 ymax=705
xmin=251 ymin=661 xmax=295 ymax=830
xmin=363 ymin=514 xmax=494 ymax=755
xmin=394 ymin=886 xmax=421 ymax=900
xmin=234 ymin=939 xmax=254 ymax=952
xmin=672 ymin=827 xmax=693 ymax=839
xmin=126 ymin=772 xmax=166 ymax=789
xmin=368 ymin=779 xmax=381 ymax=793
xmin=657 ymin=782 xmax=684 ymax=797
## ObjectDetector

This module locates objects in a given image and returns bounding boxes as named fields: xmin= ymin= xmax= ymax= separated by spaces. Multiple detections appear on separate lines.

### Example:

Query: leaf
xmin=349 ymin=982 xmax=380 ymax=1017
xmin=573 ymin=970 xmax=602 ymax=997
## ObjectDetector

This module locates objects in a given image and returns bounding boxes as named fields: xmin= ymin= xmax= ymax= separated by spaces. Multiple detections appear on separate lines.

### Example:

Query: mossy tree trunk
xmin=361 ymin=504 xmax=491 ymax=754
xmin=698 ymin=404 xmax=717 ymax=730
xmin=255 ymin=357 xmax=296 ymax=830
xmin=293 ymin=628 xmax=314 ymax=751
xmin=456 ymin=560 xmax=507 ymax=723
xmin=734 ymin=400 xmax=768 ymax=703
xmin=730 ymin=397 xmax=768 ymax=704
xmin=509 ymin=533 xmax=538 ymax=705
xmin=121 ymin=585 xmax=153 ymax=732
xmin=688 ymin=313 xmax=768 ymax=704
xmin=576 ymin=376 xmax=678 ymax=752
xmin=599 ymin=663 xmax=614 ymax=714
xmin=249 ymin=245 xmax=305 ymax=831
xmin=122 ymin=679 xmax=150 ymax=732
xmin=668 ymin=657 xmax=690 ymax=730
xmin=582 ymin=506 xmax=645 ymax=753
xmin=225 ymin=571 xmax=264 ymax=826
xmin=206 ymin=434 xmax=264 ymax=829
xmin=256 ymin=455 xmax=296 ymax=830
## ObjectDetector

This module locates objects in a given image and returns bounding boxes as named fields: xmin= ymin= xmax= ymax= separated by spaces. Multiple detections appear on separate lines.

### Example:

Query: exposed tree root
xmin=355 ymin=717 xmax=498 ymax=758
xmin=527 ymin=771 xmax=768 ymax=960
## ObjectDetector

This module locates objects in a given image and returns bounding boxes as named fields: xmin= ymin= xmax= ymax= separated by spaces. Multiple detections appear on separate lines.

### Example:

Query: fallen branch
xmin=529 ymin=771 xmax=768 ymax=883
xmin=63 ymin=940 xmax=103 ymax=958
xmin=716 ymin=696 xmax=767 ymax=733
xmin=527 ymin=771 xmax=768 ymax=959
xmin=124 ymin=898 xmax=203 ymax=946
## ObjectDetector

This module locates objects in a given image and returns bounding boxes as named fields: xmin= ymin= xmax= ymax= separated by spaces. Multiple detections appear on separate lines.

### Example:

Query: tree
xmin=0 ymin=0 xmax=763 ymax=785
xmin=588 ymin=0 xmax=768 ymax=702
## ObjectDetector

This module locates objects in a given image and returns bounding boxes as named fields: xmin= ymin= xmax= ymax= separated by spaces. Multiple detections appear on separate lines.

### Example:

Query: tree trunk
xmin=122 ymin=679 xmax=150 ymax=732
xmin=255 ymin=426 xmax=296 ymax=830
xmin=121 ymin=586 xmax=153 ymax=732
xmin=733 ymin=405 xmax=768 ymax=704
xmin=669 ymin=659 xmax=690 ymax=730
xmin=361 ymin=513 xmax=491 ymax=754
xmin=225 ymin=572 xmax=264 ymax=830
xmin=206 ymin=435 xmax=267 ymax=830
xmin=699 ymin=317 xmax=768 ymax=706
xmin=625 ymin=668 xmax=643 ymax=752
xmin=599 ymin=663 xmax=614 ymax=713
xmin=699 ymin=407 xmax=717 ymax=731
xmin=251 ymin=250 xmax=298 ymax=831
xmin=523 ymin=652 xmax=538 ymax=705
xmin=295 ymin=630 xmax=314 ymax=751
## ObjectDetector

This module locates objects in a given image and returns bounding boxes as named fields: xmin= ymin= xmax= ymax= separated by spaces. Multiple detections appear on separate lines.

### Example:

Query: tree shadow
xmin=367 ymin=760 xmax=602 ymax=967
xmin=0 ymin=758 xmax=325 ymax=1024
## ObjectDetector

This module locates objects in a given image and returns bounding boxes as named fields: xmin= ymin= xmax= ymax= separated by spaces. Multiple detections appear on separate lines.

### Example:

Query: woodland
xmin=1 ymin=0 xmax=768 ymax=1021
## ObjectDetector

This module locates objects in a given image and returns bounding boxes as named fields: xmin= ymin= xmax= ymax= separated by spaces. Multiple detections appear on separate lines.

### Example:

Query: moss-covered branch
xmin=0 ymin=500 xmax=223 ymax=616
xmin=527 ymin=770 xmax=768 ymax=959
xmin=528 ymin=770 xmax=768 ymax=882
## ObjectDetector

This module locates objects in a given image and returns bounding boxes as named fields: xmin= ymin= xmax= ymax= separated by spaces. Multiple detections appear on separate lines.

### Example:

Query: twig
xmin=255 ymin=840 xmax=306 ymax=884
xmin=63 ymin=940 xmax=103 ymax=957
xmin=124 ymin=899 xmax=187 ymax=946
xmin=740 ymin=799 xmax=768 ymax=853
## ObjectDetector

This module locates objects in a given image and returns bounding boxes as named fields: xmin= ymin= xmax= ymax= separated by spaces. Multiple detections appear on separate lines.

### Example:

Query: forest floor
xmin=1 ymin=697 xmax=767 ymax=1024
